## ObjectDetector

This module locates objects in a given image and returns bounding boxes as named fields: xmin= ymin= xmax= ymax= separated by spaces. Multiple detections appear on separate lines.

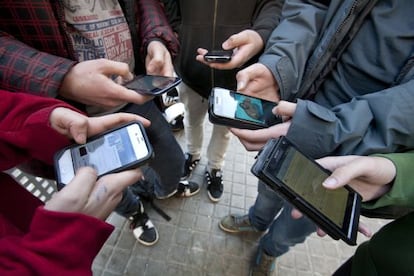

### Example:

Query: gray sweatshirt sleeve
xmin=259 ymin=0 xmax=328 ymax=100
xmin=286 ymin=80 xmax=414 ymax=158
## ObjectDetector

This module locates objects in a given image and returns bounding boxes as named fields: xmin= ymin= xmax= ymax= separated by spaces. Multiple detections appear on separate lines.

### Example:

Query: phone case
xmin=208 ymin=93 xmax=267 ymax=130
xmin=54 ymin=121 xmax=153 ymax=189
xmin=251 ymin=137 xmax=361 ymax=245
xmin=204 ymin=50 xmax=232 ymax=63
xmin=124 ymin=75 xmax=182 ymax=96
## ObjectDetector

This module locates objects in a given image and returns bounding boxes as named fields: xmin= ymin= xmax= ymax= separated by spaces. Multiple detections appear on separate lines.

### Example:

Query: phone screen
xmin=213 ymin=88 xmax=276 ymax=127
xmin=267 ymin=142 xmax=351 ymax=228
xmin=124 ymin=75 xmax=181 ymax=95
xmin=70 ymin=123 xmax=149 ymax=177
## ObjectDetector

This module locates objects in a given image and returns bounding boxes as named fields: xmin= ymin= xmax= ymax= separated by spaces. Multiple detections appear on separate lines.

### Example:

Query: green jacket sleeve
xmin=362 ymin=151 xmax=414 ymax=210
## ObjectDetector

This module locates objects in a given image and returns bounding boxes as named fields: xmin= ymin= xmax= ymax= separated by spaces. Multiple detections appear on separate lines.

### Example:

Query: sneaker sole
xmin=156 ymin=189 xmax=178 ymax=200
xmin=218 ymin=221 xmax=242 ymax=233
xmin=207 ymin=190 xmax=221 ymax=203
xmin=136 ymin=235 xmax=159 ymax=246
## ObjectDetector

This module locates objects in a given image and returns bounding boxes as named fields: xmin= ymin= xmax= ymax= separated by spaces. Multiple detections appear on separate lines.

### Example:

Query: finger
xmin=222 ymin=33 xmax=245 ymax=50
xmin=357 ymin=221 xmax=373 ymax=238
xmin=274 ymin=101 xmax=297 ymax=117
xmin=99 ymin=59 xmax=132 ymax=79
xmin=316 ymin=156 xmax=360 ymax=172
xmin=86 ymin=113 xmax=151 ymax=137
xmin=322 ymin=158 xmax=371 ymax=189
xmin=103 ymin=81 xmax=149 ymax=106
xmin=316 ymin=228 xmax=327 ymax=237
xmin=291 ymin=208 xmax=303 ymax=219
xmin=236 ymin=68 xmax=251 ymax=91
xmin=197 ymin=48 xmax=209 ymax=55
xmin=50 ymin=108 xmax=89 ymax=142
xmin=62 ymin=167 xmax=98 ymax=200
xmin=96 ymin=167 xmax=143 ymax=194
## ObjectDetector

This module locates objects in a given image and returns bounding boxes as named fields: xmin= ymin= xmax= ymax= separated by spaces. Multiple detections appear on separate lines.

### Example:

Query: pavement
xmin=13 ymin=119 xmax=390 ymax=276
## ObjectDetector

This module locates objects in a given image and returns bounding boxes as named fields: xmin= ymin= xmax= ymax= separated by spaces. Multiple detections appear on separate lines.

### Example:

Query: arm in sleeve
xmin=362 ymin=151 xmax=414 ymax=210
xmin=138 ymin=0 xmax=180 ymax=59
xmin=251 ymin=0 xmax=285 ymax=45
xmin=0 ymin=206 xmax=113 ymax=276
xmin=286 ymin=80 xmax=414 ymax=158
xmin=0 ymin=90 xmax=81 ymax=170
xmin=0 ymin=32 xmax=76 ymax=98
xmin=258 ymin=0 xmax=328 ymax=100
xmin=159 ymin=0 xmax=181 ymax=34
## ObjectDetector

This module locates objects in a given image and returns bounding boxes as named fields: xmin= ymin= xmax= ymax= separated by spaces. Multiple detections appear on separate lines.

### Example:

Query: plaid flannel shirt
xmin=0 ymin=0 xmax=179 ymax=98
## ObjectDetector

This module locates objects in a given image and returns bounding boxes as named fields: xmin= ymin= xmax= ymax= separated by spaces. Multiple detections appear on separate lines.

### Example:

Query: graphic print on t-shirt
xmin=64 ymin=0 xmax=135 ymax=69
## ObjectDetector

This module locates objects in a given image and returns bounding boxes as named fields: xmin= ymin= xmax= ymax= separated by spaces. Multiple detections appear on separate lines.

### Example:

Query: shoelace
xmin=234 ymin=215 xmax=250 ymax=226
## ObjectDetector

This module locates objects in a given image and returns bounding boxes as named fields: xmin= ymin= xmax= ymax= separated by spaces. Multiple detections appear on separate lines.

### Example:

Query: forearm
xmin=0 ymin=91 xmax=80 ymax=169
xmin=251 ymin=0 xmax=284 ymax=45
xmin=362 ymin=151 xmax=414 ymax=209
xmin=138 ymin=0 xmax=179 ymax=59
xmin=259 ymin=0 xmax=328 ymax=100
xmin=0 ymin=207 xmax=112 ymax=276
xmin=0 ymin=33 xmax=75 ymax=98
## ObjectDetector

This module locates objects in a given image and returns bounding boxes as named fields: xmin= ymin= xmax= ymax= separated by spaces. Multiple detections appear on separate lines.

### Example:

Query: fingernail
xmin=323 ymin=177 xmax=337 ymax=187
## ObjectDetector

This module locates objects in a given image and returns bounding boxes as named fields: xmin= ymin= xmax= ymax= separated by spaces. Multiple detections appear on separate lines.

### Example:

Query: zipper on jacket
xmin=210 ymin=0 xmax=219 ymax=88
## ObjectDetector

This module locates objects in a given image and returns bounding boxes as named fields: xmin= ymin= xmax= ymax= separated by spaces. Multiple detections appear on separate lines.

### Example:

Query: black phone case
xmin=208 ymin=91 xmax=274 ymax=130
xmin=124 ymin=75 xmax=181 ymax=96
xmin=54 ymin=121 xmax=153 ymax=189
xmin=251 ymin=137 xmax=361 ymax=245
xmin=204 ymin=50 xmax=232 ymax=63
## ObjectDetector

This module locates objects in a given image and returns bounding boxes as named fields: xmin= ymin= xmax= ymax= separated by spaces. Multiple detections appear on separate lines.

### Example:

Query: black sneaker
xmin=170 ymin=114 xmax=184 ymax=132
xmin=205 ymin=169 xmax=223 ymax=202
xmin=129 ymin=202 xmax=159 ymax=246
xmin=176 ymin=180 xmax=200 ymax=197
xmin=182 ymin=153 xmax=200 ymax=179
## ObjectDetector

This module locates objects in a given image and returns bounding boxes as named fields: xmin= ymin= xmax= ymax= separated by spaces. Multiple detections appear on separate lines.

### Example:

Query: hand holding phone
xmin=251 ymin=137 xmax=361 ymax=245
xmin=54 ymin=121 xmax=153 ymax=189
xmin=124 ymin=75 xmax=181 ymax=96
xmin=208 ymin=87 xmax=282 ymax=129
xmin=204 ymin=50 xmax=233 ymax=63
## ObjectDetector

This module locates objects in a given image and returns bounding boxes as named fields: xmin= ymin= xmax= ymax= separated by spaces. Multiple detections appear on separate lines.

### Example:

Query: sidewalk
xmin=91 ymin=119 xmax=390 ymax=276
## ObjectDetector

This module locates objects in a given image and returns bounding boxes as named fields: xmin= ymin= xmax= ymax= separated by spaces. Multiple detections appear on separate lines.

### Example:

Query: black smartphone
xmin=54 ymin=121 xmax=153 ymax=189
xmin=124 ymin=74 xmax=181 ymax=96
xmin=204 ymin=50 xmax=233 ymax=63
xmin=208 ymin=87 xmax=282 ymax=130
xmin=251 ymin=137 xmax=361 ymax=245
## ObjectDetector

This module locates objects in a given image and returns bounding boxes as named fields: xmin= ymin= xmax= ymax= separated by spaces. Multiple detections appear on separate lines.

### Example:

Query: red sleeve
xmin=0 ymin=90 xmax=82 ymax=170
xmin=138 ymin=0 xmax=180 ymax=58
xmin=0 ymin=207 xmax=113 ymax=276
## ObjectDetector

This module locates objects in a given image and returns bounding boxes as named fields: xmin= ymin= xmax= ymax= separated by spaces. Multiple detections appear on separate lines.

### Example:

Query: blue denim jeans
xmin=249 ymin=181 xmax=317 ymax=257
xmin=115 ymin=101 xmax=185 ymax=217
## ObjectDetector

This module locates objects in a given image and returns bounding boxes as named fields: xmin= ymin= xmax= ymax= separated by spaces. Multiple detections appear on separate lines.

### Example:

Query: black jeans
xmin=115 ymin=100 xmax=184 ymax=216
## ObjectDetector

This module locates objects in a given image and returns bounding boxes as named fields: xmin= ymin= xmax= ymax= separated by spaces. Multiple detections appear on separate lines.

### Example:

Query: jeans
xmin=249 ymin=181 xmax=317 ymax=257
xmin=179 ymin=82 xmax=231 ymax=171
xmin=115 ymin=101 xmax=185 ymax=217
xmin=115 ymin=188 xmax=140 ymax=217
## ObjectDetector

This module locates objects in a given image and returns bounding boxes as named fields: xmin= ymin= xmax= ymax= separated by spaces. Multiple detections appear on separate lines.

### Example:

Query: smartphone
xmin=208 ymin=87 xmax=282 ymax=129
xmin=54 ymin=121 xmax=153 ymax=188
xmin=251 ymin=137 xmax=361 ymax=245
xmin=204 ymin=50 xmax=233 ymax=63
xmin=124 ymin=74 xmax=181 ymax=96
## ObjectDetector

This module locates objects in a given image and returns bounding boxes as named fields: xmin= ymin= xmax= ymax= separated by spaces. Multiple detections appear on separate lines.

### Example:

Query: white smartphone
xmin=208 ymin=87 xmax=282 ymax=129
xmin=54 ymin=121 xmax=153 ymax=188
